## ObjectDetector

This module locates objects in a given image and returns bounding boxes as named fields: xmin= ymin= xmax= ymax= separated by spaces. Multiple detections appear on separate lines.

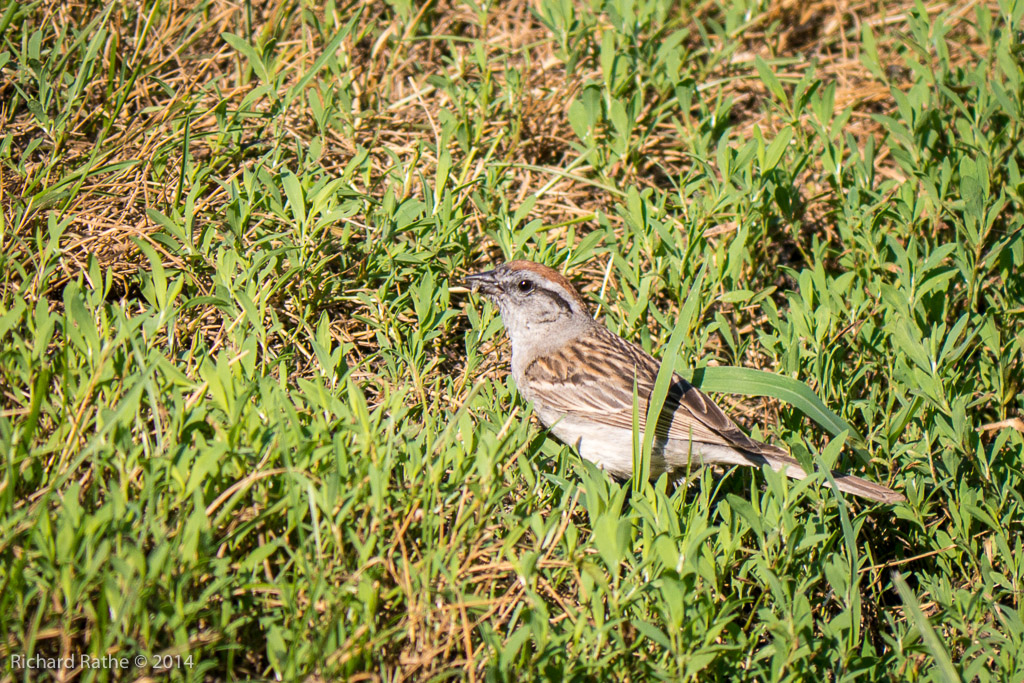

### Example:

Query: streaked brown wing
xmin=523 ymin=325 xmax=768 ymax=452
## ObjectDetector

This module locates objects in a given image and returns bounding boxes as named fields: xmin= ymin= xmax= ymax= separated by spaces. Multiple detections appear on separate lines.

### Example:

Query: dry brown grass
xmin=1 ymin=0 xmax=993 ymax=322
xmin=2 ymin=0 xmax=985 ymax=290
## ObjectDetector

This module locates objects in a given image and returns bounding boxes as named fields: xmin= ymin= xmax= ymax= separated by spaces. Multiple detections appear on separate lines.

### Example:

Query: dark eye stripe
xmin=536 ymin=288 xmax=572 ymax=312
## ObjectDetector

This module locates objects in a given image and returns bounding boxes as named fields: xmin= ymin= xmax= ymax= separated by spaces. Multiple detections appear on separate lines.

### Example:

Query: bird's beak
xmin=462 ymin=269 xmax=501 ymax=297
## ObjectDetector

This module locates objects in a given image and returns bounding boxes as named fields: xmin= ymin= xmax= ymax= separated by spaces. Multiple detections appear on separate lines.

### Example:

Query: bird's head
xmin=463 ymin=260 xmax=593 ymax=348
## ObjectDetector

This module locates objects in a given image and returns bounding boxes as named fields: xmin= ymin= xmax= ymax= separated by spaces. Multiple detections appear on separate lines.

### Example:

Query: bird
xmin=463 ymin=259 xmax=904 ymax=504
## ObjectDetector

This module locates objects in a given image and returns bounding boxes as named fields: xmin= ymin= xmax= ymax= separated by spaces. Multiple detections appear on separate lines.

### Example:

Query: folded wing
xmin=523 ymin=325 xmax=775 ymax=454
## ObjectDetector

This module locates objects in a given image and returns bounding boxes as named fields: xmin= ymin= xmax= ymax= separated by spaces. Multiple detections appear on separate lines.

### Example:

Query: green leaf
xmin=815 ymin=433 xmax=862 ymax=648
xmin=134 ymin=238 xmax=169 ymax=309
xmin=265 ymin=623 xmax=288 ymax=674
xmin=285 ymin=8 xmax=361 ymax=104
xmin=609 ymin=97 xmax=630 ymax=139
xmin=281 ymin=171 xmax=306 ymax=226
xmin=500 ymin=627 xmax=532 ymax=670
xmin=512 ymin=196 xmax=537 ymax=228
xmin=893 ymin=572 xmax=961 ymax=683
xmin=0 ymin=298 xmax=26 ymax=339
xmin=568 ymin=99 xmax=590 ymax=142
xmin=859 ymin=24 xmax=883 ymax=79
xmin=755 ymin=56 xmax=788 ymax=103
xmin=725 ymin=495 xmax=764 ymax=536
xmin=683 ymin=365 xmax=868 ymax=451
xmin=600 ymin=30 xmax=616 ymax=90
xmin=593 ymin=512 xmax=629 ymax=571
xmin=762 ymin=126 xmax=793 ymax=171
xmin=222 ymin=32 xmax=271 ymax=84
xmin=634 ymin=621 xmax=671 ymax=649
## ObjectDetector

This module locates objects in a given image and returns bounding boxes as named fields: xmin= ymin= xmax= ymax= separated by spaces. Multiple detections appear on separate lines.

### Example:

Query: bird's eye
xmin=517 ymin=279 xmax=534 ymax=293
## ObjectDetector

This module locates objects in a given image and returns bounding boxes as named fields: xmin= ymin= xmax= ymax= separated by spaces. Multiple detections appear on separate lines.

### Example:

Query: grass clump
xmin=2 ymin=0 xmax=1023 ymax=680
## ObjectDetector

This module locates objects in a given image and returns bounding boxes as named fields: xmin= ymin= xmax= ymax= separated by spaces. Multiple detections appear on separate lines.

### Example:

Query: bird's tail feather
xmin=707 ymin=446 xmax=904 ymax=504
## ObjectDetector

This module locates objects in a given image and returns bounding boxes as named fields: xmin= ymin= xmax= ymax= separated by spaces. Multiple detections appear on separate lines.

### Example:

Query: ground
xmin=1 ymin=0 xmax=1023 ymax=680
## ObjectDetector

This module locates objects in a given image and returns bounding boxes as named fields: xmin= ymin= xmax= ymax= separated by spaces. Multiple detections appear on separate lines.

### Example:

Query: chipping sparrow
xmin=464 ymin=260 xmax=904 ymax=504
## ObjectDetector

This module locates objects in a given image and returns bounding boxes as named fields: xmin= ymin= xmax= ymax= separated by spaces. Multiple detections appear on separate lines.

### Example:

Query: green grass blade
xmin=815 ymin=433 xmax=862 ymax=649
xmin=684 ymin=365 xmax=868 ymax=450
xmin=893 ymin=572 xmax=962 ymax=683
xmin=631 ymin=370 xmax=643 ymax=493
xmin=639 ymin=263 xmax=707 ymax=487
